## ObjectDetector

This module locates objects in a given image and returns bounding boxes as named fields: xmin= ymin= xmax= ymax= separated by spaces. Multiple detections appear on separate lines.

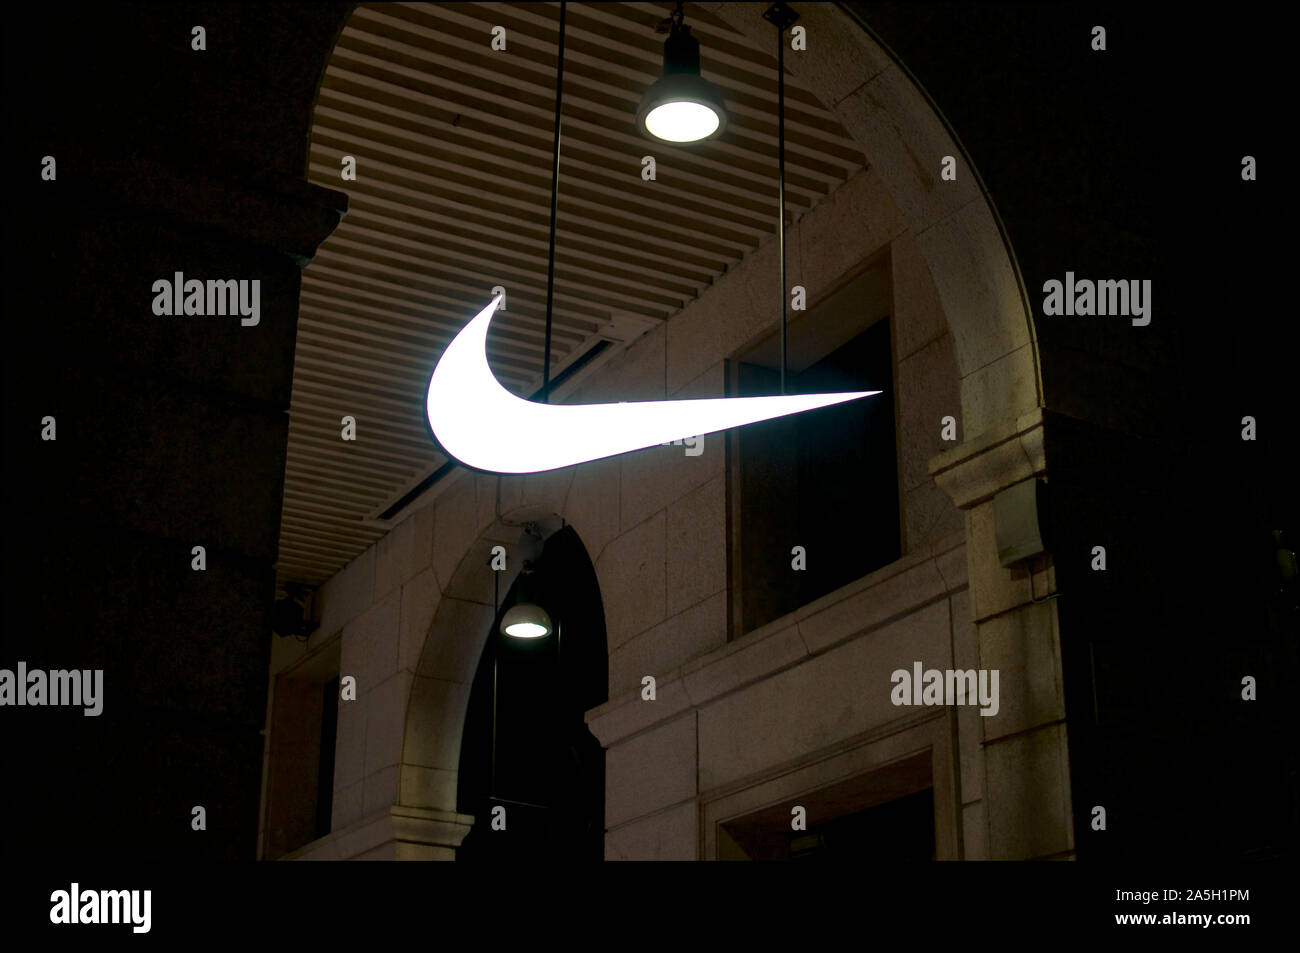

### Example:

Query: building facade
xmin=262 ymin=1 xmax=1072 ymax=862
xmin=13 ymin=2 xmax=1289 ymax=866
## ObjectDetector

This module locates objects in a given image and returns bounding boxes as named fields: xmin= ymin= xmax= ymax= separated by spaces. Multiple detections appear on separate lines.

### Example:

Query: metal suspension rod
xmin=765 ymin=1 xmax=798 ymax=395
xmin=777 ymin=30 xmax=787 ymax=396
xmin=542 ymin=1 xmax=566 ymax=403
xmin=490 ymin=567 xmax=499 ymax=799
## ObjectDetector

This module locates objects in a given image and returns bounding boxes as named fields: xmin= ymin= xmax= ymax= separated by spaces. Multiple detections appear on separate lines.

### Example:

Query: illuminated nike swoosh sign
xmin=426 ymin=297 xmax=879 ymax=474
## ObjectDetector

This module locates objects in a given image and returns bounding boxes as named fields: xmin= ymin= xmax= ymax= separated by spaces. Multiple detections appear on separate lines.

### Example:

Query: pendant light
xmin=500 ymin=525 xmax=553 ymax=639
xmin=500 ymin=561 xmax=553 ymax=639
xmin=636 ymin=2 xmax=728 ymax=143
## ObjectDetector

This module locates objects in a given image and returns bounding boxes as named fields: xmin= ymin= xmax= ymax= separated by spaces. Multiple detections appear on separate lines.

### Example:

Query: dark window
xmin=722 ymin=787 xmax=935 ymax=861
xmin=314 ymin=676 xmax=339 ymax=840
xmin=719 ymin=751 xmax=935 ymax=861
xmin=737 ymin=315 xmax=900 ymax=634
xmin=263 ymin=647 xmax=342 ymax=860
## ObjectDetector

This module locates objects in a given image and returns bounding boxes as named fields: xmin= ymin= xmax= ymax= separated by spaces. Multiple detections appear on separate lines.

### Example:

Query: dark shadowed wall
xmin=6 ymin=2 xmax=352 ymax=859
xmin=845 ymin=2 xmax=1296 ymax=858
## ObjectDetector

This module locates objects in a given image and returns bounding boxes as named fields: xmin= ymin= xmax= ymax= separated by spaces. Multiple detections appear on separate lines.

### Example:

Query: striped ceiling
xmin=277 ymin=1 xmax=866 ymax=591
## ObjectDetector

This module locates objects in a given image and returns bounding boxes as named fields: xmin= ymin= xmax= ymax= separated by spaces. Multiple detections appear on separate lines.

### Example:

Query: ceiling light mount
xmin=655 ymin=1 xmax=686 ymax=35
xmin=499 ymin=525 xmax=553 ymax=639
xmin=763 ymin=1 xmax=800 ymax=33
xmin=660 ymin=17 xmax=702 ymax=76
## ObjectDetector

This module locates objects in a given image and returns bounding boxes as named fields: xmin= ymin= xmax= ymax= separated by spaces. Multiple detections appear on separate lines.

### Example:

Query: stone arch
xmin=397 ymin=468 xmax=614 ymax=819
xmin=700 ymin=1 xmax=1042 ymax=439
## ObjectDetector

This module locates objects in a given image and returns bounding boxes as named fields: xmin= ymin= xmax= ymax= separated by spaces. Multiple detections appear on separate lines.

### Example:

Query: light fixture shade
xmin=637 ymin=74 xmax=728 ymax=142
xmin=637 ymin=25 xmax=727 ymax=143
xmin=501 ymin=602 xmax=553 ymax=639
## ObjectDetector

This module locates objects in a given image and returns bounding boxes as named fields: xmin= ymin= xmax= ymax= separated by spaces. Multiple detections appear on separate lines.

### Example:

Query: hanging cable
xmin=541 ymin=1 xmax=566 ymax=403
xmin=777 ymin=19 xmax=787 ymax=395
xmin=764 ymin=2 xmax=798 ymax=394
xmin=490 ymin=552 xmax=499 ymax=800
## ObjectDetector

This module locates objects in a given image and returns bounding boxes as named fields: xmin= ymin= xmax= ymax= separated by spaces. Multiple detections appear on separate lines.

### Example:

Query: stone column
xmin=931 ymin=408 xmax=1074 ymax=859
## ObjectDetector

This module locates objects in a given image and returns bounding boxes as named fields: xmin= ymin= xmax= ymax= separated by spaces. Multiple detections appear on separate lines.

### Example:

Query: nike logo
xmin=426 ymin=296 xmax=879 ymax=474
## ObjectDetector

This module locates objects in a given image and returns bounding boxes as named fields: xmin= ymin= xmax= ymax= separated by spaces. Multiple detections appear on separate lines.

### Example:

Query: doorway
xmin=455 ymin=526 xmax=608 ymax=861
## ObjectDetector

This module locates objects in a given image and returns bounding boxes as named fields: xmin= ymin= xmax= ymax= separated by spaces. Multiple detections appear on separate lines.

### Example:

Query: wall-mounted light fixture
xmin=500 ymin=560 xmax=553 ymax=639
xmin=499 ymin=523 xmax=553 ymax=639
